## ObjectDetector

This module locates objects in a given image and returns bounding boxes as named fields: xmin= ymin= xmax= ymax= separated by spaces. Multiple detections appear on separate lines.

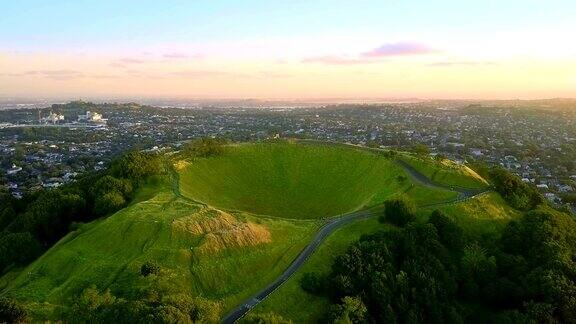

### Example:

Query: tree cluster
xmin=0 ymin=151 xmax=163 ymax=274
xmin=489 ymin=167 xmax=544 ymax=211
xmin=182 ymin=137 xmax=227 ymax=158
xmin=67 ymin=286 xmax=221 ymax=323
xmin=304 ymin=207 xmax=576 ymax=323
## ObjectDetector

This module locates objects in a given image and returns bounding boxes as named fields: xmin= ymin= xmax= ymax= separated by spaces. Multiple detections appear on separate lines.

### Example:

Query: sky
xmin=1 ymin=0 xmax=575 ymax=99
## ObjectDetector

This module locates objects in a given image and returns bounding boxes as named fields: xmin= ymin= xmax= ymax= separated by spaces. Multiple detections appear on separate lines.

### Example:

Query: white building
xmin=6 ymin=164 xmax=22 ymax=175
xmin=41 ymin=112 xmax=65 ymax=124
xmin=78 ymin=111 xmax=107 ymax=125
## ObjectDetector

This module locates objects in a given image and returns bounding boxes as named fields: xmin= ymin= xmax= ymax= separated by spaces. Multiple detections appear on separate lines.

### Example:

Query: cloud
xmin=163 ymin=52 xmax=203 ymax=59
xmin=301 ymin=55 xmax=378 ymax=65
xmin=24 ymin=69 xmax=84 ymax=80
xmin=426 ymin=61 xmax=498 ymax=67
xmin=171 ymin=70 xmax=244 ymax=78
xmin=110 ymin=57 xmax=146 ymax=68
xmin=361 ymin=42 xmax=436 ymax=57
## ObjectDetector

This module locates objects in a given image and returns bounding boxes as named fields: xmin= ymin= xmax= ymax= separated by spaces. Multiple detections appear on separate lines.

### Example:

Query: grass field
xmin=419 ymin=192 xmax=521 ymax=236
xmin=251 ymin=192 xmax=521 ymax=322
xmin=400 ymin=154 xmax=489 ymax=189
xmin=178 ymin=143 xmax=410 ymax=219
xmin=251 ymin=217 xmax=391 ymax=323
xmin=0 ymin=187 xmax=319 ymax=319
xmin=1 ymin=142 xmax=504 ymax=321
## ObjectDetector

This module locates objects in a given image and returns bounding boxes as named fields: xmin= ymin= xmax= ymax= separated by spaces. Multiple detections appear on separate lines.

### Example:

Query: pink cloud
xmin=361 ymin=42 xmax=436 ymax=57
xmin=301 ymin=55 xmax=378 ymax=65
xmin=171 ymin=70 xmax=244 ymax=78
xmin=163 ymin=52 xmax=203 ymax=59
xmin=427 ymin=61 xmax=498 ymax=67
xmin=26 ymin=69 xmax=84 ymax=80
xmin=109 ymin=57 xmax=146 ymax=68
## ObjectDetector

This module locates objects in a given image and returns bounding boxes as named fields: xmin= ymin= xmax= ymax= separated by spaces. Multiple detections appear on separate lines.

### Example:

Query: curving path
xmin=221 ymin=159 xmax=490 ymax=323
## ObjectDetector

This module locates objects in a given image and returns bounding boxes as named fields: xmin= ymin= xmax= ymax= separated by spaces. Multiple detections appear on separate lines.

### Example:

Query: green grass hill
xmin=0 ymin=141 xmax=501 ymax=321
xmin=178 ymin=143 xmax=409 ymax=219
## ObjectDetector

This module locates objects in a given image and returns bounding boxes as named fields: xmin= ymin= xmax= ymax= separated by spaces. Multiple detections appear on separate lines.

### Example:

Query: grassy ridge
xmin=252 ymin=192 xmax=521 ymax=322
xmin=179 ymin=143 xmax=409 ymax=219
xmin=419 ymin=192 xmax=521 ymax=236
xmin=1 ymin=142 xmax=492 ymax=321
xmin=252 ymin=217 xmax=391 ymax=323
xmin=401 ymin=154 xmax=489 ymax=189
xmin=1 ymin=187 xmax=318 ymax=318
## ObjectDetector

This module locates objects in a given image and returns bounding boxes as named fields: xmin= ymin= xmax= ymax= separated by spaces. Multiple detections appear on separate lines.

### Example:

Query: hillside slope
xmin=1 ymin=189 xmax=318 ymax=319
xmin=178 ymin=143 xmax=409 ymax=219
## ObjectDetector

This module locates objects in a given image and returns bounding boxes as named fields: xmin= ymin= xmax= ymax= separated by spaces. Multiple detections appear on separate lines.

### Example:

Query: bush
xmin=183 ymin=138 xmax=226 ymax=158
xmin=428 ymin=210 xmax=465 ymax=251
xmin=489 ymin=168 xmax=543 ymax=211
xmin=380 ymin=196 xmax=417 ymax=226
xmin=299 ymin=272 xmax=325 ymax=295
xmin=110 ymin=151 xmax=163 ymax=181
xmin=93 ymin=191 xmax=126 ymax=216
xmin=0 ymin=232 xmax=42 ymax=270
xmin=245 ymin=312 xmax=292 ymax=324
xmin=0 ymin=298 xmax=28 ymax=323
xmin=140 ymin=261 xmax=161 ymax=277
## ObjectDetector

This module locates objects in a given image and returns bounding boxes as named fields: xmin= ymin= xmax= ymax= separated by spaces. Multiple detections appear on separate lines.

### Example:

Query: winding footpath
xmin=221 ymin=158 xmax=489 ymax=323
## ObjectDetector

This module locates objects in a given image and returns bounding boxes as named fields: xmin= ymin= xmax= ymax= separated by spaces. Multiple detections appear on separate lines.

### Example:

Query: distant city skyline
xmin=1 ymin=0 xmax=575 ymax=99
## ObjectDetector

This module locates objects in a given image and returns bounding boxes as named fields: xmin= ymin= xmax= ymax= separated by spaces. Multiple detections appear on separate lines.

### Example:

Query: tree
xmin=245 ymin=312 xmax=292 ymax=324
xmin=328 ymin=296 xmax=367 ymax=324
xmin=412 ymin=144 xmax=430 ymax=156
xmin=380 ymin=196 xmax=417 ymax=226
xmin=91 ymin=175 xmax=133 ymax=199
xmin=0 ymin=298 xmax=27 ymax=323
xmin=299 ymin=272 xmax=325 ymax=295
xmin=93 ymin=191 xmax=126 ymax=216
xmin=489 ymin=167 xmax=543 ymax=211
xmin=110 ymin=151 xmax=163 ymax=181
xmin=183 ymin=137 xmax=226 ymax=158
xmin=428 ymin=210 xmax=464 ymax=251
xmin=140 ymin=261 xmax=161 ymax=277
xmin=0 ymin=232 xmax=41 ymax=270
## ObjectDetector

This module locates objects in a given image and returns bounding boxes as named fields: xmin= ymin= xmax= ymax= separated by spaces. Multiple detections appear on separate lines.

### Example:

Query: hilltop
xmin=0 ymin=141 xmax=505 ymax=322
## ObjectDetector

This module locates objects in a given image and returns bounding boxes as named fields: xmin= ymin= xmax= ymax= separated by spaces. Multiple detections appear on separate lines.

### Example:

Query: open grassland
xmin=1 ymin=188 xmax=318 ymax=319
xmin=178 ymin=143 xmax=410 ymax=219
xmin=405 ymin=184 xmax=458 ymax=206
xmin=252 ymin=192 xmax=521 ymax=322
xmin=252 ymin=217 xmax=391 ymax=323
xmin=419 ymin=192 xmax=521 ymax=236
xmin=1 ymin=142 xmax=498 ymax=321
xmin=401 ymin=154 xmax=489 ymax=189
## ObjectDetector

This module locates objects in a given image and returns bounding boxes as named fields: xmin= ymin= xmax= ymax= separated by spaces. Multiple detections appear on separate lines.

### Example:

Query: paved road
xmin=221 ymin=207 xmax=381 ymax=323
xmin=221 ymin=157 xmax=490 ymax=323
xmin=395 ymin=160 xmax=488 ymax=199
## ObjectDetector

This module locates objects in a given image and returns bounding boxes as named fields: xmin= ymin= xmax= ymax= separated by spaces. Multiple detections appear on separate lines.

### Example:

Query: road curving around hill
xmin=222 ymin=156 xmax=490 ymax=323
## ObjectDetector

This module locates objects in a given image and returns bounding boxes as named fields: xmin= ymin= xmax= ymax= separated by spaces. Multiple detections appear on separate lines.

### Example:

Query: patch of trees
xmin=0 ymin=151 xmax=163 ymax=274
xmin=489 ymin=167 xmax=544 ymax=211
xmin=380 ymin=196 xmax=417 ymax=226
xmin=245 ymin=312 xmax=292 ymax=324
xmin=67 ymin=285 xmax=221 ymax=323
xmin=140 ymin=261 xmax=161 ymax=277
xmin=0 ymin=297 xmax=27 ymax=323
xmin=182 ymin=137 xmax=227 ymax=158
xmin=302 ymin=207 xmax=576 ymax=323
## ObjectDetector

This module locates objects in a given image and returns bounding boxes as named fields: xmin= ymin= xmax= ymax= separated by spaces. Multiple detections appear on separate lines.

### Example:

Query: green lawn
xmin=0 ymin=188 xmax=319 ymax=320
xmin=251 ymin=217 xmax=391 ymax=323
xmin=418 ymin=192 xmax=521 ymax=236
xmin=1 ymin=142 xmax=501 ymax=321
xmin=178 ymin=143 xmax=410 ymax=219
xmin=405 ymin=184 xmax=459 ymax=206
xmin=252 ymin=192 xmax=522 ymax=322
xmin=400 ymin=154 xmax=489 ymax=189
